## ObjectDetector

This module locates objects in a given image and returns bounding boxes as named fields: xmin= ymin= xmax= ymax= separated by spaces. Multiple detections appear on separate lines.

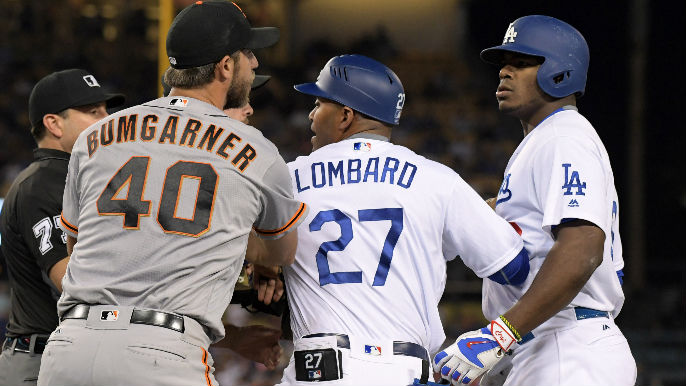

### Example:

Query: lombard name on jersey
xmin=293 ymin=155 xmax=418 ymax=192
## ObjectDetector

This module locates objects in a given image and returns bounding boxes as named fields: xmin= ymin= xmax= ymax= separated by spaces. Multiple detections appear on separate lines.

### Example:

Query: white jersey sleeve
xmin=443 ymin=176 xmax=523 ymax=278
xmin=534 ymin=135 xmax=609 ymax=235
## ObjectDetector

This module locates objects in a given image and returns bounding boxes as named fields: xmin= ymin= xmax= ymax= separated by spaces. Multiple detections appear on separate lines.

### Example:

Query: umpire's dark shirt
xmin=0 ymin=148 xmax=69 ymax=336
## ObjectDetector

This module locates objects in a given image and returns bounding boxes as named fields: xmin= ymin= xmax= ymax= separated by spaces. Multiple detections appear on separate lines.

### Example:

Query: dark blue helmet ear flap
xmin=480 ymin=15 xmax=590 ymax=98
xmin=294 ymin=54 xmax=405 ymax=125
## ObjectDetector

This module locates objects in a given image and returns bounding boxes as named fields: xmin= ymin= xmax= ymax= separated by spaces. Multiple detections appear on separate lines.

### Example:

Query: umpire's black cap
xmin=166 ymin=1 xmax=279 ymax=69
xmin=29 ymin=69 xmax=125 ymax=128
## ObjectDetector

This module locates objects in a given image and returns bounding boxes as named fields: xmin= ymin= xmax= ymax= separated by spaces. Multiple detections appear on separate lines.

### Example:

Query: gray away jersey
xmin=59 ymin=97 xmax=307 ymax=341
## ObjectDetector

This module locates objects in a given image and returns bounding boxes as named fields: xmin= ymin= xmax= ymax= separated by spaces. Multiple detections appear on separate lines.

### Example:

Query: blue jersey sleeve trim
xmin=550 ymin=217 xmax=578 ymax=231
xmin=616 ymin=269 xmax=624 ymax=285
xmin=488 ymin=247 xmax=530 ymax=286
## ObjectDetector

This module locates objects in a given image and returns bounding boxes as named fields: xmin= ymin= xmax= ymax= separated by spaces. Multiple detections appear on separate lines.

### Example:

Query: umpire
xmin=0 ymin=69 xmax=123 ymax=385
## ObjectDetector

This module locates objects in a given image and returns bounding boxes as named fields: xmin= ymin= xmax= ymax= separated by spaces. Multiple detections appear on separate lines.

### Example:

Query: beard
xmin=224 ymin=68 xmax=252 ymax=110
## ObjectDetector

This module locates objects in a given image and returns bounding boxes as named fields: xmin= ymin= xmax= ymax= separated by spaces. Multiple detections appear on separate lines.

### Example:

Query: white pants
xmin=277 ymin=335 xmax=427 ymax=386
xmin=505 ymin=317 xmax=636 ymax=386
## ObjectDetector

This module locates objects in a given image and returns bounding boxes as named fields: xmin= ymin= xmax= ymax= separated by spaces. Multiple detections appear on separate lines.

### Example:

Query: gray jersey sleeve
xmin=253 ymin=154 xmax=308 ymax=240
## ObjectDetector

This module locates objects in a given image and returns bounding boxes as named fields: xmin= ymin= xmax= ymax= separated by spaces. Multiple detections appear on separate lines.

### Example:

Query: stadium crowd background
xmin=0 ymin=0 xmax=683 ymax=385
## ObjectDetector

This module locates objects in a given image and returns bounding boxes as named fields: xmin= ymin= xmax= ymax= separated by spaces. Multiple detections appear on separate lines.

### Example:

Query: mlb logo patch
xmin=100 ymin=310 xmax=119 ymax=321
xmin=169 ymin=98 xmax=189 ymax=107
xmin=364 ymin=344 xmax=382 ymax=356
xmin=308 ymin=370 xmax=322 ymax=380
xmin=353 ymin=142 xmax=372 ymax=152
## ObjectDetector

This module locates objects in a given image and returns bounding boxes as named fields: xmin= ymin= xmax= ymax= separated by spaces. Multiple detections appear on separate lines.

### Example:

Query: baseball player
xmin=278 ymin=54 xmax=530 ymax=386
xmin=0 ymin=69 xmax=124 ymax=385
xmin=165 ymin=72 xmax=287 ymax=370
xmin=36 ymin=2 xmax=306 ymax=386
xmin=433 ymin=15 xmax=637 ymax=386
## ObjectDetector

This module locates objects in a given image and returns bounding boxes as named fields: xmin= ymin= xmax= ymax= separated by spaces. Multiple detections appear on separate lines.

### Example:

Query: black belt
xmin=303 ymin=333 xmax=429 ymax=362
xmin=2 ymin=335 xmax=49 ymax=354
xmin=62 ymin=304 xmax=185 ymax=333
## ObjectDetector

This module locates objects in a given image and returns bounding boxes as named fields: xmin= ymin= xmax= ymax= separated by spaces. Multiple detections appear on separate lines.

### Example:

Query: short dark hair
xmin=30 ymin=109 xmax=69 ymax=142
xmin=164 ymin=51 xmax=240 ymax=89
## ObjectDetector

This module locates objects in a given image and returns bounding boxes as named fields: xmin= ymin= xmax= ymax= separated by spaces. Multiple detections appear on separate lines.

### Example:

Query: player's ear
xmin=339 ymin=106 xmax=355 ymax=132
xmin=215 ymin=55 xmax=234 ymax=83
xmin=42 ymin=113 xmax=64 ymax=139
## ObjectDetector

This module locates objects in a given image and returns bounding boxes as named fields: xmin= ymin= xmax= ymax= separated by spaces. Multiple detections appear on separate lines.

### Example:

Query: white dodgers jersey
xmin=286 ymin=136 xmax=523 ymax=354
xmin=483 ymin=107 xmax=626 ymax=335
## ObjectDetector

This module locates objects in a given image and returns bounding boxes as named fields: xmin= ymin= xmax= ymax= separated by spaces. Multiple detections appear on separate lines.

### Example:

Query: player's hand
xmin=253 ymin=264 xmax=284 ymax=305
xmin=433 ymin=319 xmax=516 ymax=385
xmin=225 ymin=324 xmax=283 ymax=369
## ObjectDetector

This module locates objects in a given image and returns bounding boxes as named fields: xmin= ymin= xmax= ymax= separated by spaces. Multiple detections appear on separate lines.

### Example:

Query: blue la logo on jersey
xmin=496 ymin=173 xmax=512 ymax=205
xmin=561 ymin=163 xmax=586 ymax=196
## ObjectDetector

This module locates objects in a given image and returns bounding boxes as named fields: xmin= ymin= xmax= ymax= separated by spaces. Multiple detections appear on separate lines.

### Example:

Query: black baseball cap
xmin=166 ymin=1 xmax=280 ymax=69
xmin=29 ymin=69 xmax=125 ymax=128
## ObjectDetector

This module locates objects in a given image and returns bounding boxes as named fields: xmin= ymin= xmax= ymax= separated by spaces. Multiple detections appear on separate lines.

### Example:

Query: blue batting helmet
xmin=294 ymin=54 xmax=405 ymax=125
xmin=480 ymin=15 xmax=589 ymax=98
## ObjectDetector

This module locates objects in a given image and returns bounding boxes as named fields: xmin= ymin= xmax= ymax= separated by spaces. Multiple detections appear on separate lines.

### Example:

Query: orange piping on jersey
xmin=254 ymin=202 xmax=307 ymax=236
xmin=201 ymin=347 xmax=213 ymax=386
xmin=60 ymin=213 xmax=78 ymax=234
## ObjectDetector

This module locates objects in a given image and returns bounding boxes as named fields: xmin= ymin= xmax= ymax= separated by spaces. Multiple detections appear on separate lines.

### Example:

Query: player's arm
xmin=48 ymin=256 xmax=69 ymax=292
xmin=246 ymin=229 xmax=297 ymax=266
xmin=501 ymin=219 xmax=603 ymax=335
xmin=48 ymin=234 xmax=77 ymax=292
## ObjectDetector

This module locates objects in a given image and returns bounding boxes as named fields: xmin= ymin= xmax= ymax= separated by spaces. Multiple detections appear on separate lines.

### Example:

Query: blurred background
xmin=0 ymin=0 xmax=683 ymax=384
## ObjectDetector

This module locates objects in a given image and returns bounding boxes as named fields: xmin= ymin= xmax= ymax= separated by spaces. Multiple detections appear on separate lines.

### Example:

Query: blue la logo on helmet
xmin=294 ymin=54 xmax=405 ymax=125
xmin=481 ymin=15 xmax=590 ymax=99
xmin=502 ymin=22 xmax=518 ymax=44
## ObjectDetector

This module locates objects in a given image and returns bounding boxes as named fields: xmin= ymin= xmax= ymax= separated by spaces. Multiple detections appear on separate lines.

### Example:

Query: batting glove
xmin=433 ymin=318 xmax=518 ymax=385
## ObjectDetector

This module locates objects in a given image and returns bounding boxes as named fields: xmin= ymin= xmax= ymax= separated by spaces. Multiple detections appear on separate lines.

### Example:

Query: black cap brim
xmin=245 ymin=27 xmax=280 ymax=50
xmin=480 ymin=44 xmax=546 ymax=65
xmin=252 ymin=75 xmax=270 ymax=89
xmin=52 ymin=92 xmax=126 ymax=112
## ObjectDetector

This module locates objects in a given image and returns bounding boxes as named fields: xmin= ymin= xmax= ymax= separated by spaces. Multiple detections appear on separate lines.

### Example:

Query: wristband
xmin=498 ymin=315 xmax=522 ymax=341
